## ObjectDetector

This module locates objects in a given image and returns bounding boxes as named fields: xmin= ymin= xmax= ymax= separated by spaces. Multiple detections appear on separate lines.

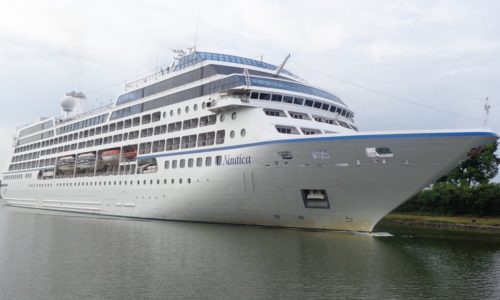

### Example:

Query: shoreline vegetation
xmin=380 ymin=213 xmax=500 ymax=232
xmin=383 ymin=141 xmax=500 ymax=233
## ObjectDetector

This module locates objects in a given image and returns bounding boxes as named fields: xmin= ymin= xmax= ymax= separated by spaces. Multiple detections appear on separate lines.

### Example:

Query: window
xmin=259 ymin=93 xmax=270 ymax=100
xmin=289 ymin=111 xmax=310 ymax=120
xmin=304 ymin=99 xmax=314 ymax=107
xmin=152 ymin=112 xmax=161 ymax=122
xmin=215 ymin=155 xmax=222 ymax=166
xmin=301 ymin=128 xmax=321 ymax=135
xmin=133 ymin=117 xmax=140 ymax=126
xmin=283 ymin=96 xmax=293 ymax=103
xmin=205 ymin=156 xmax=212 ymax=166
xmin=231 ymin=112 xmax=237 ymax=120
xmin=109 ymin=123 xmax=116 ymax=132
xmin=264 ymin=109 xmax=286 ymax=117
xmin=276 ymin=126 xmax=299 ymax=135
xmin=117 ymin=121 xmax=124 ymax=130
xmin=230 ymin=130 xmax=235 ymax=138
xmin=180 ymin=159 xmax=185 ymax=168
xmin=188 ymin=158 xmax=194 ymax=168
xmin=196 ymin=157 xmax=202 ymax=167
xmin=142 ymin=114 xmax=151 ymax=124
xmin=271 ymin=94 xmax=283 ymax=102
xmin=216 ymin=130 xmax=225 ymax=144
xmin=165 ymin=161 xmax=169 ymax=169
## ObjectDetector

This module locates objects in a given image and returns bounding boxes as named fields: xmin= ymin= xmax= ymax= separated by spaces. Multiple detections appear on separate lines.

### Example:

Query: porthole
xmin=177 ymin=108 xmax=181 ymax=115
xmin=194 ymin=104 xmax=198 ymax=111
xmin=230 ymin=130 xmax=235 ymax=138
xmin=185 ymin=106 xmax=189 ymax=113
xmin=202 ymin=102 xmax=206 ymax=109
xmin=163 ymin=112 xmax=166 ymax=118
xmin=231 ymin=112 xmax=237 ymax=120
xmin=241 ymin=128 xmax=246 ymax=137
xmin=220 ymin=114 xmax=225 ymax=122
xmin=170 ymin=110 xmax=174 ymax=117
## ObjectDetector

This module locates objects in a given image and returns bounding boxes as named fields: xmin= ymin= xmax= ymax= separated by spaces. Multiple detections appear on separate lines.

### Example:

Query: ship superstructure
xmin=1 ymin=51 xmax=497 ymax=231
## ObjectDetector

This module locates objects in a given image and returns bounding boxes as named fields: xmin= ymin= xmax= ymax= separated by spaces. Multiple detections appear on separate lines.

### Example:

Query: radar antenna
xmin=275 ymin=54 xmax=291 ymax=77
xmin=484 ymin=97 xmax=491 ymax=127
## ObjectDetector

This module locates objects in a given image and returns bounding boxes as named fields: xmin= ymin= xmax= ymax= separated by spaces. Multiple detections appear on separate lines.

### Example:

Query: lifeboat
xmin=77 ymin=152 xmax=96 ymax=170
xmin=102 ymin=149 xmax=120 ymax=162
xmin=57 ymin=156 xmax=75 ymax=172
xmin=123 ymin=148 xmax=137 ymax=160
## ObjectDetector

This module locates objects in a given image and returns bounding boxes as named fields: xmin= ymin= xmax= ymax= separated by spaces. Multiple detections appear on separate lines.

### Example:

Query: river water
xmin=0 ymin=205 xmax=499 ymax=300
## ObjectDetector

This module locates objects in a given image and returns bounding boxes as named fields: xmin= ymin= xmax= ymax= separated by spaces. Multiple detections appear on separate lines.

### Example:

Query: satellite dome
xmin=61 ymin=96 xmax=77 ymax=113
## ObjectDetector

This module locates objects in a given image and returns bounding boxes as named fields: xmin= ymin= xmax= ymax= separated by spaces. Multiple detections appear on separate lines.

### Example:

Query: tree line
xmin=395 ymin=141 xmax=500 ymax=216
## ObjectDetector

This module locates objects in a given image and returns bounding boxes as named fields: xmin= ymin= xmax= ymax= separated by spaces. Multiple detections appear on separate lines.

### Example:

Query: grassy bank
xmin=381 ymin=213 xmax=500 ymax=232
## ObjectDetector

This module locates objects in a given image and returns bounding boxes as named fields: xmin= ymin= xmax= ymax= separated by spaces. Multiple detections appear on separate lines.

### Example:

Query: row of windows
xmin=9 ymin=127 xmax=227 ymax=172
xmin=19 ymin=119 xmax=54 ymax=138
xmin=174 ymin=52 xmax=296 ymax=78
xmin=251 ymin=91 xmax=353 ymax=119
xmin=164 ymin=155 xmax=223 ymax=169
xmin=14 ymin=112 xmax=163 ymax=156
xmin=29 ymin=177 xmax=194 ymax=188
xmin=57 ymin=113 xmax=108 ymax=135
xmin=275 ymin=125 xmax=334 ymax=136
xmin=264 ymin=109 xmax=358 ymax=131
xmin=138 ymin=130 xmax=226 ymax=155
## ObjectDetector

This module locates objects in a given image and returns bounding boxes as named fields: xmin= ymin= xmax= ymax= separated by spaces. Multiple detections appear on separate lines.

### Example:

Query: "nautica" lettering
xmin=223 ymin=154 xmax=251 ymax=166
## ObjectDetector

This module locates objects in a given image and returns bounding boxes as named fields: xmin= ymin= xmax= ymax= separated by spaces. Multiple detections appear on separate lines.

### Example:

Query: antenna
xmin=484 ymin=97 xmax=491 ymax=127
xmin=194 ymin=13 xmax=200 ymax=52
xmin=275 ymin=54 xmax=291 ymax=77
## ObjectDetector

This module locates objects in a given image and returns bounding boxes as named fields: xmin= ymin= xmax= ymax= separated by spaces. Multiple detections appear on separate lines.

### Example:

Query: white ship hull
xmin=2 ymin=130 xmax=495 ymax=232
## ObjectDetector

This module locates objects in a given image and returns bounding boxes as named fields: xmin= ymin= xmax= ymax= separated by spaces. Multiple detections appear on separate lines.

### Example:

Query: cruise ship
xmin=1 ymin=50 xmax=497 ymax=232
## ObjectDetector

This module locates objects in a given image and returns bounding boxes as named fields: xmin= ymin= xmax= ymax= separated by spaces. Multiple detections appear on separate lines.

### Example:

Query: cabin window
xmin=275 ymin=126 xmax=299 ymax=135
xmin=301 ymin=128 xmax=322 ymax=135
xmin=142 ymin=114 xmax=151 ymax=125
xmin=133 ymin=117 xmax=140 ymax=126
xmin=313 ymin=101 xmax=322 ymax=109
xmin=216 ymin=130 xmax=225 ymax=144
xmin=196 ymin=157 xmax=202 ymax=167
xmin=180 ymin=159 xmax=185 ymax=168
xmin=305 ymin=99 xmax=314 ymax=107
xmin=264 ymin=109 xmax=286 ymax=117
xmin=271 ymin=94 xmax=283 ymax=102
xmin=293 ymin=98 xmax=304 ymax=105
xmin=215 ymin=155 xmax=222 ymax=166
xmin=152 ymin=112 xmax=161 ymax=122
xmin=259 ymin=93 xmax=270 ymax=100
xmin=250 ymin=92 xmax=259 ymax=99
xmin=205 ymin=157 xmax=212 ymax=166
xmin=188 ymin=158 xmax=194 ymax=168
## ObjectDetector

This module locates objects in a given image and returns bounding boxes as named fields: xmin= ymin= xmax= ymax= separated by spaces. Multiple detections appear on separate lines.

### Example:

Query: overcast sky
xmin=1 ymin=0 xmax=499 ymax=179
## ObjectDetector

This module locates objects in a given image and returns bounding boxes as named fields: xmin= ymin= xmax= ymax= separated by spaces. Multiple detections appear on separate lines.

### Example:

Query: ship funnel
xmin=61 ymin=91 xmax=87 ymax=118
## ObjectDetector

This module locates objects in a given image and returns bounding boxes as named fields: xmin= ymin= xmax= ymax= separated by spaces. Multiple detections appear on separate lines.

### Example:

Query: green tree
xmin=438 ymin=141 xmax=500 ymax=186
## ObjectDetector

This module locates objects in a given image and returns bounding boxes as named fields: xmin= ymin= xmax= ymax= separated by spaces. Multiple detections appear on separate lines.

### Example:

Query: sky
xmin=1 ymin=0 xmax=499 ymax=180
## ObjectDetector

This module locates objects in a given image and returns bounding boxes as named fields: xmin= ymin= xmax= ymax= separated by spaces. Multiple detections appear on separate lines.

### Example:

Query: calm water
xmin=1 ymin=205 xmax=499 ymax=300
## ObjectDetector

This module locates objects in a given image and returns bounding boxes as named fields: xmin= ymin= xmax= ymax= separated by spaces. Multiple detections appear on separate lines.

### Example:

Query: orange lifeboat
xmin=102 ymin=149 xmax=120 ymax=162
